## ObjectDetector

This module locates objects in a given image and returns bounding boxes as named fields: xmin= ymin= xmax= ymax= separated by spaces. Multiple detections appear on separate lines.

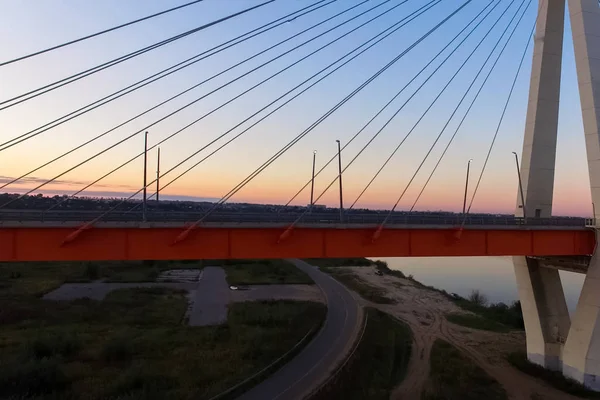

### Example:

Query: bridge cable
xmin=410 ymin=0 xmax=540 ymax=212
xmin=349 ymin=0 xmax=525 ymax=212
xmin=31 ymin=0 xmax=416 ymax=212
xmin=60 ymin=0 xmax=445 ymax=226
xmin=289 ymin=0 xmax=519 ymax=225
xmin=461 ymin=0 xmax=539 ymax=224
xmin=0 ymin=0 xmax=275 ymax=111
xmin=0 ymin=0 xmax=334 ymax=154
xmin=125 ymin=0 xmax=443 ymax=212
xmin=0 ymin=0 xmax=208 ymax=67
xmin=172 ymin=0 xmax=472 ymax=235
xmin=280 ymin=0 xmax=500 ymax=210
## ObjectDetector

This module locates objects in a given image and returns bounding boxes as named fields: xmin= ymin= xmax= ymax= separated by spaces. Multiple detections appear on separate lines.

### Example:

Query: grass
xmin=0 ymin=260 xmax=204 ymax=296
xmin=324 ymin=268 xmax=395 ymax=304
xmin=220 ymin=259 xmax=313 ymax=285
xmin=0 ymin=260 xmax=326 ymax=400
xmin=423 ymin=339 xmax=507 ymax=400
xmin=312 ymin=308 xmax=413 ymax=400
xmin=303 ymin=258 xmax=372 ymax=268
xmin=507 ymin=352 xmax=600 ymax=398
xmin=445 ymin=313 xmax=511 ymax=333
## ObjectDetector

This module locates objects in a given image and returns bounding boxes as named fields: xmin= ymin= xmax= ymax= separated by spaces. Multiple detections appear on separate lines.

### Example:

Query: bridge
xmin=1 ymin=0 xmax=600 ymax=391
xmin=0 ymin=210 xmax=594 ymax=261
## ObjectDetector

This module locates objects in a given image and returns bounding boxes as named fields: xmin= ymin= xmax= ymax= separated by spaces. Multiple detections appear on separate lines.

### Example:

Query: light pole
xmin=463 ymin=158 xmax=472 ymax=215
xmin=142 ymin=131 xmax=148 ymax=222
xmin=156 ymin=147 xmax=161 ymax=204
xmin=336 ymin=140 xmax=344 ymax=222
xmin=310 ymin=150 xmax=317 ymax=209
xmin=512 ymin=151 xmax=527 ymax=221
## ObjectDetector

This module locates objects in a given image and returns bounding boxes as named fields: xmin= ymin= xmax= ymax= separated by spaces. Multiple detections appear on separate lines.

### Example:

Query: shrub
xmin=105 ymin=366 xmax=176 ymax=398
xmin=102 ymin=336 xmax=135 ymax=363
xmin=146 ymin=267 xmax=159 ymax=281
xmin=468 ymin=290 xmax=488 ymax=307
xmin=0 ymin=357 xmax=69 ymax=396
xmin=85 ymin=263 xmax=100 ymax=280
xmin=30 ymin=333 xmax=81 ymax=359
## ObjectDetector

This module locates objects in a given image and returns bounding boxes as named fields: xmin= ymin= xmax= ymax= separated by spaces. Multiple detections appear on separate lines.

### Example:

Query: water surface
xmin=375 ymin=256 xmax=585 ymax=314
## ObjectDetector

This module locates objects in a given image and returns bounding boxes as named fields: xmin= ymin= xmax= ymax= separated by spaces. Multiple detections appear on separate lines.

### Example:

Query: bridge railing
xmin=0 ymin=209 xmax=589 ymax=227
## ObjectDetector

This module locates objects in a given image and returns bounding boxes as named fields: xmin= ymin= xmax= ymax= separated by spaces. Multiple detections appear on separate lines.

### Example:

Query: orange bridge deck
xmin=0 ymin=225 xmax=594 ymax=262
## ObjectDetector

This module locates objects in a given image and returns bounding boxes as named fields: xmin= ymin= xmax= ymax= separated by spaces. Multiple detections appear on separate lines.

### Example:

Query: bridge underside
xmin=0 ymin=226 xmax=592 ymax=262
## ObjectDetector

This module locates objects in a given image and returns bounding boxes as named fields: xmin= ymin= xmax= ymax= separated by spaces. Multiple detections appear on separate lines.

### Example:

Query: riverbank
xmin=324 ymin=263 xmax=582 ymax=400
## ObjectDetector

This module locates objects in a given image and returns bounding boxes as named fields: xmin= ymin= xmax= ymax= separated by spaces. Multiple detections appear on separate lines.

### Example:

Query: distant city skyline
xmin=0 ymin=1 xmax=593 ymax=217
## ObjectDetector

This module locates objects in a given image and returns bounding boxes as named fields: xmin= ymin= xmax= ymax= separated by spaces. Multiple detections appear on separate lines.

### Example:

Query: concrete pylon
xmin=513 ymin=0 xmax=571 ymax=372
xmin=562 ymin=0 xmax=600 ymax=389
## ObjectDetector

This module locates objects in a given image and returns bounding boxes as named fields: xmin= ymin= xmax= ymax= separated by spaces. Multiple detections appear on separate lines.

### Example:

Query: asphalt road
xmin=0 ymin=209 xmax=587 ymax=227
xmin=237 ymin=259 xmax=360 ymax=400
xmin=189 ymin=267 xmax=229 ymax=326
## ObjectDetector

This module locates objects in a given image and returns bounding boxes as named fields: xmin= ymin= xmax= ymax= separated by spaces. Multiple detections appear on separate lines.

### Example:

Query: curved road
xmin=237 ymin=259 xmax=360 ymax=400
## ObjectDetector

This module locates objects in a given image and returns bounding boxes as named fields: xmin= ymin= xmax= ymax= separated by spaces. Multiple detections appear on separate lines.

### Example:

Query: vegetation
xmin=468 ymin=290 xmax=489 ymax=307
xmin=445 ymin=313 xmax=511 ymax=333
xmin=312 ymin=308 xmax=413 ymax=400
xmin=220 ymin=259 xmax=313 ymax=285
xmin=423 ymin=339 xmax=507 ymax=400
xmin=380 ymin=265 xmax=524 ymax=332
xmin=372 ymin=260 xmax=407 ymax=279
xmin=0 ymin=260 xmax=204 ymax=296
xmin=452 ymin=294 xmax=524 ymax=331
xmin=0 ymin=260 xmax=326 ymax=400
xmin=303 ymin=258 xmax=372 ymax=268
xmin=507 ymin=352 xmax=600 ymax=399
xmin=324 ymin=268 xmax=395 ymax=304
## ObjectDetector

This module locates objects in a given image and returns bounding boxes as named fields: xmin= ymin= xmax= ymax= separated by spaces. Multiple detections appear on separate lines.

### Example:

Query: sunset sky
xmin=0 ymin=0 xmax=593 ymax=216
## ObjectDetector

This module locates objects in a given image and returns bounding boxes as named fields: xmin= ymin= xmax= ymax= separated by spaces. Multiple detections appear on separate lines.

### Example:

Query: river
xmin=375 ymin=256 xmax=585 ymax=314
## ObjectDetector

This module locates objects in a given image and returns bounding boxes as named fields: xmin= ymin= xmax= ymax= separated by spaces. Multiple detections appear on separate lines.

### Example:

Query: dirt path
xmin=339 ymin=267 xmax=582 ymax=400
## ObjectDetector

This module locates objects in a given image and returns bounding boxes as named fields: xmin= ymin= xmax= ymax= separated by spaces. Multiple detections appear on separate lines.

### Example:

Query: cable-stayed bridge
xmin=1 ymin=0 xmax=600 ymax=389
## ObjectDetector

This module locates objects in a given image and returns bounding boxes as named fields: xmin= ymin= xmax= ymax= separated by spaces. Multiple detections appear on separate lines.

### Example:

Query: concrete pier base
xmin=563 ymin=240 xmax=600 ymax=390
xmin=513 ymin=256 xmax=570 ymax=371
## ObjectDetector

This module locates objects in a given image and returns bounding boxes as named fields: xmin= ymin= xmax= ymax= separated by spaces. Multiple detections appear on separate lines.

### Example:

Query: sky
xmin=0 ymin=0 xmax=595 ymax=216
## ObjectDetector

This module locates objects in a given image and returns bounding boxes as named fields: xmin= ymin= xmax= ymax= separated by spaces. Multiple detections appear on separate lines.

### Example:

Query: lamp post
xmin=463 ymin=158 xmax=472 ymax=215
xmin=310 ymin=150 xmax=317 ymax=209
xmin=142 ymin=131 xmax=148 ymax=222
xmin=156 ymin=147 xmax=161 ymax=204
xmin=336 ymin=140 xmax=343 ymax=222
xmin=512 ymin=151 xmax=527 ymax=221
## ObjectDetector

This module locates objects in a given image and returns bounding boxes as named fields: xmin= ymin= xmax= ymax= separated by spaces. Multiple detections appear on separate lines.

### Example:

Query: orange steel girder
xmin=0 ymin=227 xmax=594 ymax=262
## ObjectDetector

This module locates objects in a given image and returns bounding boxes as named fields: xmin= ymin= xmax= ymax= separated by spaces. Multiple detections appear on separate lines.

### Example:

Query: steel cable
xmin=185 ymin=0 xmax=471 ymax=231
xmin=0 ymin=0 xmax=208 ymax=67
xmin=60 ymin=0 xmax=442 ymax=226
xmin=409 ymin=0 xmax=541 ymax=212
xmin=0 ymin=1 xmax=275 ymax=111
xmin=30 ymin=0 xmax=413 ymax=212
xmin=350 ymin=0 xmax=523 ymax=213
xmin=462 ymin=2 xmax=539 ymax=223
xmin=281 ymin=0 xmax=500 ymax=211
xmin=0 ymin=0 xmax=334 ymax=153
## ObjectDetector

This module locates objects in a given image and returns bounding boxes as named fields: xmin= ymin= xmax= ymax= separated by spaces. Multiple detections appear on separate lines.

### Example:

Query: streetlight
xmin=142 ymin=131 xmax=148 ymax=222
xmin=512 ymin=151 xmax=527 ymax=221
xmin=463 ymin=158 xmax=473 ymax=215
xmin=310 ymin=150 xmax=317 ymax=209
xmin=336 ymin=140 xmax=344 ymax=222
xmin=156 ymin=147 xmax=161 ymax=204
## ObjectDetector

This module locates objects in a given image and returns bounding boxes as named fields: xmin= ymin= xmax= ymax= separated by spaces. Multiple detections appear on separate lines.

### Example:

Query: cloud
xmin=0 ymin=175 xmax=133 ymax=190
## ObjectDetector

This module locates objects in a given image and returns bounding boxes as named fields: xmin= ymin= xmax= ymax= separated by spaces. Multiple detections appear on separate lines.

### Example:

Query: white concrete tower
xmin=513 ymin=0 xmax=571 ymax=372
xmin=513 ymin=0 xmax=600 ymax=389
xmin=562 ymin=0 xmax=600 ymax=389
